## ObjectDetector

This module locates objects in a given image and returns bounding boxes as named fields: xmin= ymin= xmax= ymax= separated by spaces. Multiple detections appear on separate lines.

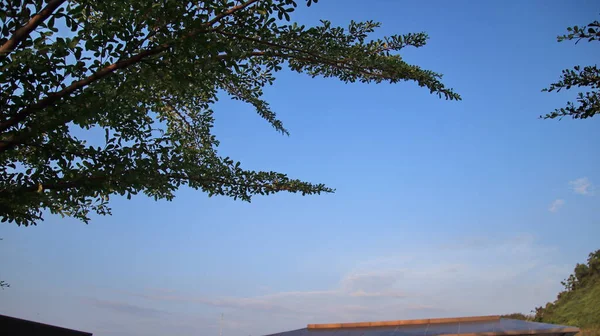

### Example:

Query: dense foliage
xmin=0 ymin=0 xmax=460 ymax=226
xmin=533 ymin=250 xmax=600 ymax=329
xmin=542 ymin=17 xmax=600 ymax=119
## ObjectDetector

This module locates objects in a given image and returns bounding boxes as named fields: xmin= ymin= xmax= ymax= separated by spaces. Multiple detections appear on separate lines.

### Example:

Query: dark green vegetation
xmin=542 ymin=16 xmax=600 ymax=120
xmin=533 ymin=250 xmax=600 ymax=330
xmin=503 ymin=250 xmax=600 ymax=335
xmin=500 ymin=313 xmax=533 ymax=321
xmin=0 ymin=0 xmax=460 ymax=226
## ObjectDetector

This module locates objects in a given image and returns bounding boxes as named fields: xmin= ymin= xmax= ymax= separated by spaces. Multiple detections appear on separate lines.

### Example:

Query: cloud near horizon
xmin=87 ymin=234 xmax=569 ymax=336
xmin=85 ymin=298 xmax=167 ymax=318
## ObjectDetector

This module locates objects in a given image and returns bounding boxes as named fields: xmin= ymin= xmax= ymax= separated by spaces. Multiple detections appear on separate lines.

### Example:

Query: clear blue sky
xmin=1 ymin=1 xmax=599 ymax=336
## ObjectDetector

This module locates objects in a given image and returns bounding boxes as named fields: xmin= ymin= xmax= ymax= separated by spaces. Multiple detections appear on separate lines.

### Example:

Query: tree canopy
xmin=542 ymin=16 xmax=600 ymax=120
xmin=0 ymin=0 xmax=460 ymax=226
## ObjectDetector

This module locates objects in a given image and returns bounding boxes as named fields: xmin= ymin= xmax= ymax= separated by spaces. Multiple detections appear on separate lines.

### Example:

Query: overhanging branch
xmin=0 ymin=0 xmax=66 ymax=58
xmin=0 ymin=0 xmax=262 ymax=140
xmin=1 ymin=171 xmax=292 ymax=195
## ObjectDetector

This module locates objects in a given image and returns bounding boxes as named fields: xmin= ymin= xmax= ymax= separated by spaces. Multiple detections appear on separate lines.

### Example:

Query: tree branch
xmin=2 ymin=171 xmax=290 ymax=195
xmin=214 ymin=32 xmax=392 ymax=80
xmin=0 ymin=0 xmax=66 ymax=58
xmin=0 ymin=41 xmax=173 ymax=139
xmin=0 ymin=0 xmax=261 ymax=142
xmin=216 ymin=30 xmax=334 ymax=65
xmin=207 ymin=0 xmax=260 ymax=26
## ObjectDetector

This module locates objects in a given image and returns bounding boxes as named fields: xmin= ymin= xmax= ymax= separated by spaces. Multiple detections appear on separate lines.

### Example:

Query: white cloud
xmin=549 ymin=199 xmax=565 ymax=212
xmin=569 ymin=177 xmax=594 ymax=196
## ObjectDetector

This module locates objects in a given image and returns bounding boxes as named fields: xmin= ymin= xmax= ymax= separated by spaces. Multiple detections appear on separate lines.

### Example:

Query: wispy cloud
xmin=549 ymin=199 xmax=565 ymax=212
xmin=341 ymin=271 xmax=399 ymax=293
xmin=127 ymin=292 xmax=303 ymax=314
xmin=85 ymin=298 xmax=166 ymax=318
xmin=87 ymin=234 xmax=566 ymax=336
xmin=125 ymin=273 xmax=406 ymax=317
xmin=439 ymin=236 xmax=488 ymax=250
xmin=406 ymin=304 xmax=447 ymax=313
xmin=83 ymin=298 xmax=238 ymax=336
xmin=569 ymin=177 xmax=594 ymax=196
xmin=348 ymin=290 xmax=406 ymax=298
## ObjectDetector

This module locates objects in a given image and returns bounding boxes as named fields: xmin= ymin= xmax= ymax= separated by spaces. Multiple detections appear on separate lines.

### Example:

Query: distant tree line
xmin=503 ymin=249 xmax=600 ymax=325
xmin=500 ymin=313 xmax=533 ymax=321
xmin=533 ymin=249 xmax=600 ymax=322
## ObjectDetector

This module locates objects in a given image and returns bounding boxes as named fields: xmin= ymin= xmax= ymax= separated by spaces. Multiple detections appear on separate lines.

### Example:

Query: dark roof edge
xmin=0 ymin=314 xmax=92 ymax=336
xmin=438 ymin=327 xmax=581 ymax=336
xmin=263 ymin=328 xmax=306 ymax=336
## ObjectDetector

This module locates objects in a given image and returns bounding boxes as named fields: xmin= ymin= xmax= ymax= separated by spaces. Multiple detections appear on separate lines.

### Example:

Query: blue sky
xmin=1 ymin=1 xmax=599 ymax=335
